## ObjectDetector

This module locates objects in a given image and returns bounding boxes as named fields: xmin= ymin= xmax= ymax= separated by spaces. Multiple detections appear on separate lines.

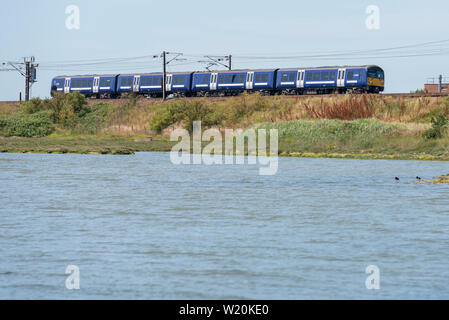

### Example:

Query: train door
xmin=64 ymin=78 xmax=71 ymax=93
xmin=166 ymin=74 xmax=173 ymax=92
xmin=297 ymin=69 xmax=305 ymax=88
xmin=133 ymin=75 xmax=141 ymax=92
xmin=337 ymin=68 xmax=346 ymax=87
xmin=210 ymin=73 xmax=218 ymax=91
xmin=93 ymin=77 xmax=100 ymax=93
xmin=246 ymin=72 xmax=254 ymax=90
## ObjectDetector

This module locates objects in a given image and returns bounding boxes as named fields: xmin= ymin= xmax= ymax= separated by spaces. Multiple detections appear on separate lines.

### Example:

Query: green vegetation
xmin=0 ymin=111 xmax=54 ymax=137
xmin=422 ymin=114 xmax=448 ymax=139
xmin=2 ymin=93 xmax=449 ymax=159
xmin=0 ymin=136 xmax=175 ymax=155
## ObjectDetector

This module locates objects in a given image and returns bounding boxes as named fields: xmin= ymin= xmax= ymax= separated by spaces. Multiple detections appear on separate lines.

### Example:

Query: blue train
xmin=51 ymin=65 xmax=384 ymax=98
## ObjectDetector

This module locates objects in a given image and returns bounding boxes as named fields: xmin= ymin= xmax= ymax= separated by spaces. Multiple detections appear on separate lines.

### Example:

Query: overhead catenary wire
xmin=8 ymin=38 xmax=449 ymax=75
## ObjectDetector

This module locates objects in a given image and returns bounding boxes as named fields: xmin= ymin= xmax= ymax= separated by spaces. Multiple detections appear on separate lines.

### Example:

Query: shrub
xmin=21 ymin=92 xmax=89 ymax=127
xmin=150 ymin=100 xmax=221 ymax=133
xmin=422 ymin=114 xmax=448 ymax=139
xmin=0 ymin=111 xmax=54 ymax=137
xmin=76 ymin=102 xmax=113 ymax=134
xmin=22 ymin=98 xmax=47 ymax=114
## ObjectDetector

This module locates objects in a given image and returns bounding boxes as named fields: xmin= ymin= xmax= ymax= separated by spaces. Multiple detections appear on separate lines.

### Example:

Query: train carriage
xmin=117 ymin=72 xmax=193 ymax=98
xmin=51 ymin=65 xmax=384 ymax=98
xmin=303 ymin=68 xmax=339 ymax=94
xmin=250 ymin=69 xmax=277 ymax=93
xmin=51 ymin=75 xmax=118 ymax=98
xmin=166 ymin=72 xmax=194 ymax=97
xmin=192 ymin=72 xmax=212 ymax=95
xmin=192 ymin=69 xmax=277 ymax=96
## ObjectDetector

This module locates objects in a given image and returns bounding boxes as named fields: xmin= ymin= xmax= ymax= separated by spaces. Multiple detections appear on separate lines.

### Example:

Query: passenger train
xmin=51 ymin=65 xmax=385 ymax=98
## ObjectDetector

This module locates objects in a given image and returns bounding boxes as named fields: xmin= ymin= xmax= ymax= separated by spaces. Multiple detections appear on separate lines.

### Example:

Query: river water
xmin=1 ymin=152 xmax=449 ymax=299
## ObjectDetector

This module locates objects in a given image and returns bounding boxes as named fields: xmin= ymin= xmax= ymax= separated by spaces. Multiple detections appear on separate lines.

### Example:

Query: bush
xmin=423 ymin=114 xmax=448 ymax=139
xmin=22 ymin=98 xmax=47 ymax=114
xmin=0 ymin=111 xmax=54 ymax=137
xmin=150 ymin=100 xmax=221 ymax=133
xmin=76 ymin=102 xmax=113 ymax=134
xmin=21 ymin=92 xmax=89 ymax=127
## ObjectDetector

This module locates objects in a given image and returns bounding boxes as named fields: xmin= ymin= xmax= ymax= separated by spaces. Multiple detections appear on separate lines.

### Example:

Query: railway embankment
xmin=1 ymin=92 xmax=449 ymax=163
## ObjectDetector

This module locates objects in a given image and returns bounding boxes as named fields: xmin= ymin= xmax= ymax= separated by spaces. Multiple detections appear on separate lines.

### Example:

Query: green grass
xmin=2 ymin=94 xmax=449 ymax=159
xmin=253 ymin=119 xmax=449 ymax=160
xmin=0 ymin=136 xmax=175 ymax=155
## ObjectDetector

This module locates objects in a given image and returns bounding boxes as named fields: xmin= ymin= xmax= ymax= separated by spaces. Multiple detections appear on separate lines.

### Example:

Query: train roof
xmin=53 ymin=72 xmax=194 ymax=78
xmin=53 ymin=74 xmax=119 ymax=79
xmin=279 ymin=65 xmax=383 ymax=71
xmin=52 ymin=66 xmax=383 ymax=79
xmin=193 ymin=69 xmax=278 ymax=74
xmin=118 ymin=72 xmax=194 ymax=76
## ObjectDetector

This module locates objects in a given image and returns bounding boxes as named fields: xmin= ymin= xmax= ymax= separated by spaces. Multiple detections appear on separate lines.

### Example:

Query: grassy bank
xmin=1 ymin=93 xmax=449 ymax=161
xmin=0 ymin=136 xmax=175 ymax=155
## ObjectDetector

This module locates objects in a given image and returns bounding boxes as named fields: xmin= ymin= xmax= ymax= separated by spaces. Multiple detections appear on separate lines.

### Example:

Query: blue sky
xmin=1 ymin=0 xmax=449 ymax=99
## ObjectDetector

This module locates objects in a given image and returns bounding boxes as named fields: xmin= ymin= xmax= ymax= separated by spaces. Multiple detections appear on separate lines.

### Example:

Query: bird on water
xmin=395 ymin=177 xmax=400 ymax=181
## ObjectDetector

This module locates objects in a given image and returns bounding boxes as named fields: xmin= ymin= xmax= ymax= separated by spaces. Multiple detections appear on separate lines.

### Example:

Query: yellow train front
xmin=366 ymin=65 xmax=385 ymax=93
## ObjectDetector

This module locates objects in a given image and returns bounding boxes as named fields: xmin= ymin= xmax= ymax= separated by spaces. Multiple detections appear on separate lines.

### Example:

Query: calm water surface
xmin=1 ymin=152 xmax=449 ymax=299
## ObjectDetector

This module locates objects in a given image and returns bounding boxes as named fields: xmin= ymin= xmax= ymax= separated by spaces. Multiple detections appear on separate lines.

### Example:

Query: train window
xmin=255 ymin=74 xmax=261 ymax=82
xmin=232 ymin=75 xmax=238 ymax=83
xmin=321 ymin=72 xmax=329 ymax=81
xmin=281 ymin=73 xmax=289 ymax=82
xmin=347 ymin=71 xmax=354 ymax=80
xmin=224 ymin=75 xmax=232 ymax=83
xmin=199 ymin=75 xmax=208 ymax=84
xmin=173 ymin=77 xmax=184 ymax=85
xmin=330 ymin=72 xmax=336 ymax=80
xmin=262 ymin=74 xmax=268 ymax=82
xmin=306 ymin=73 xmax=312 ymax=81
xmin=88 ymin=80 xmax=92 ymax=87
xmin=288 ymin=73 xmax=295 ymax=82
xmin=313 ymin=73 xmax=320 ymax=81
